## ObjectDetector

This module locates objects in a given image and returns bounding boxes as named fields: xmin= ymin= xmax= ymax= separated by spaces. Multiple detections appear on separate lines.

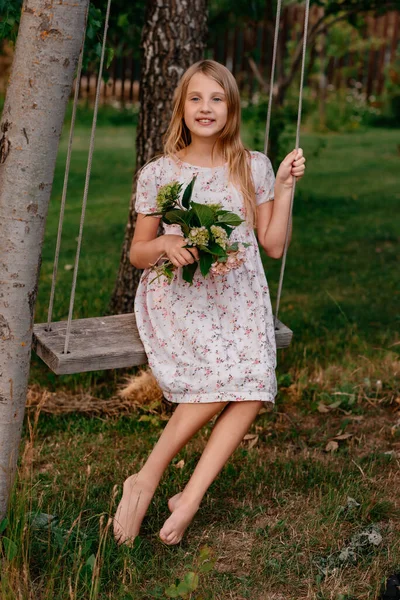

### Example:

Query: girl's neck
xmin=178 ymin=138 xmax=225 ymax=167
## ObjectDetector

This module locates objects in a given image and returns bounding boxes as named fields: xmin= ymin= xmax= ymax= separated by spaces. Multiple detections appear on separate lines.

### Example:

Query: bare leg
xmin=113 ymin=400 xmax=228 ymax=545
xmin=160 ymin=400 xmax=263 ymax=545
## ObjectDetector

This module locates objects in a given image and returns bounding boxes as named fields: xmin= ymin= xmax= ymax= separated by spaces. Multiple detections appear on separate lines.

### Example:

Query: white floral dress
xmin=134 ymin=151 xmax=277 ymax=404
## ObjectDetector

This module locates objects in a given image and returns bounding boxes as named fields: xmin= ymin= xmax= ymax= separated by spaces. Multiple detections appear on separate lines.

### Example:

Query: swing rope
xmin=46 ymin=7 xmax=88 ymax=331
xmin=264 ymin=0 xmax=282 ymax=157
xmin=46 ymin=0 xmax=112 ymax=354
xmin=265 ymin=0 xmax=310 ymax=328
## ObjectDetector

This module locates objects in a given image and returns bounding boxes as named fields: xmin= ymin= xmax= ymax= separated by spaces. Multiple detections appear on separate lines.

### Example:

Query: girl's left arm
xmin=257 ymin=148 xmax=306 ymax=259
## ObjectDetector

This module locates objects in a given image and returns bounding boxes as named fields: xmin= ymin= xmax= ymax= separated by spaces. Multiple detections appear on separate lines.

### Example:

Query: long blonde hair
xmin=163 ymin=60 xmax=257 ymax=228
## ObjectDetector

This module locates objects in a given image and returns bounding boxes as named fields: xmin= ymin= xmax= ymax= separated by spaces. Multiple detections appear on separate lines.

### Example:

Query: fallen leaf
xmin=328 ymin=400 xmax=342 ymax=409
xmin=317 ymin=402 xmax=330 ymax=413
xmin=248 ymin=435 xmax=259 ymax=449
xmin=332 ymin=433 xmax=353 ymax=441
xmin=174 ymin=459 xmax=185 ymax=469
xmin=243 ymin=433 xmax=259 ymax=449
xmin=325 ymin=440 xmax=339 ymax=452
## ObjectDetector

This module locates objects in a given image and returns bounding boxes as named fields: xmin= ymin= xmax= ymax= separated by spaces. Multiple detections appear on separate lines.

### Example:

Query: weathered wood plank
xmin=274 ymin=318 xmax=293 ymax=349
xmin=32 ymin=314 xmax=147 ymax=375
xmin=32 ymin=313 xmax=293 ymax=375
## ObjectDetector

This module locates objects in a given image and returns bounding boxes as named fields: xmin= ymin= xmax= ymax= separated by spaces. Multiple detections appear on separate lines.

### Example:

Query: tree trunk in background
xmin=109 ymin=0 xmax=207 ymax=315
xmin=0 ymin=0 xmax=89 ymax=519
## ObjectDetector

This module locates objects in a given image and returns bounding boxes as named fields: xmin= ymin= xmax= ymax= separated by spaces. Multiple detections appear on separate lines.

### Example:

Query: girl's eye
xmin=189 ymin=97 xmax=223 ymax=102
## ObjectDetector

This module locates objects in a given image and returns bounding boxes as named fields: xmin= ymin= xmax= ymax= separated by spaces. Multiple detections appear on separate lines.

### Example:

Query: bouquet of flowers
xmin=145 ymin=176 xmax=250 ymax=286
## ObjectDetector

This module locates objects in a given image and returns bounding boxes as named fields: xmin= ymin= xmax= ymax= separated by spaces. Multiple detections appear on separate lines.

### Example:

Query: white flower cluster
xmin=210 ymin=225 xmax=228 ymax=250
xmin=186 ymin=226 xmax=210 ymax=247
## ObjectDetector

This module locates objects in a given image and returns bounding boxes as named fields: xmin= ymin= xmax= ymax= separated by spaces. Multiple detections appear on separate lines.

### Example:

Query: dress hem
xmin=163 ymin=390 xmax=276 ymax=404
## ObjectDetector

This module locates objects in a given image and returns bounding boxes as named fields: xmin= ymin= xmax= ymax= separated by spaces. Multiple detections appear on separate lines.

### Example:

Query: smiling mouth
xmin=196 ymin=118 xmax=215 ymax=124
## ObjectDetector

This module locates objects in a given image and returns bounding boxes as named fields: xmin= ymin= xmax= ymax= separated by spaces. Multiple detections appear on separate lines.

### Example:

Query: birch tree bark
xmin=108 ymin=0 xmax=207 ymax=315
xmin=0 ymin=0 xmax=89 ymax=518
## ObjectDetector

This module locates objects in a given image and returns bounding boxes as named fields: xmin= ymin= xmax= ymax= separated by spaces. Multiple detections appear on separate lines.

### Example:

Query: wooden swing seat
xmin=32 ymin=314 xmax=293 ymax=375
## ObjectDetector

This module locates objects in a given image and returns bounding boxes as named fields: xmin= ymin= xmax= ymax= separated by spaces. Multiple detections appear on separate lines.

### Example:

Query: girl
xmin=113 ymin=59 xmax=306 ymax=546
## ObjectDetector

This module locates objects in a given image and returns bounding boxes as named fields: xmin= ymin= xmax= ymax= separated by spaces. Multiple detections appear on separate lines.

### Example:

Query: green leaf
xmin=216 ymin=212 xmax=244 ymax=226
xmin=198 ymin=544 xmax=213 ymax=562
xmin=163 ymin=210 xmax=191 ymax=236
xmin=198 ymin=560 xmax=216 ymax=573
xmin=86 ymin=554 xmax=96 ymax=571
xmin=190 ymin=202 xmax=215 ymax=227
xmin=176 ymin=580 xmax=191 ymax=596
xmin=163 ymin=210 xmax=188 ymax=232
xmin=164 ymin=584 xmax=180 ymax=598
xmin=2 ymin=537 xmax=18 ymax=560
xmin=181 ymin=176 xmax=197 ymax=209
xmin=106 ymin=47 xmax=114 ymax=69
xmin=207 ymin=241 xmax=227 ymax=256
xmin=183 ymin=572 xmax=199 ymax=591
xmin=94 ymin=41 xmax=102 ymax=59
xmin=0 ymin=517 xmax=8 ymax=534
xmin=199 ymin=252 xmax=214 ymax=277
xmin=182 ymin=262 xmax=198 ymax=285
xmin=167 ymin=209 xmax=192 ymax=224
xmin=117 ymin=13 xmax=129 ymax=28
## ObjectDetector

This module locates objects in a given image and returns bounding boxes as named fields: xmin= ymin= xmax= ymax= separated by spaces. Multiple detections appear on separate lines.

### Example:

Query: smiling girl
xmin=113 ymin=60 xmax=306 ymax=546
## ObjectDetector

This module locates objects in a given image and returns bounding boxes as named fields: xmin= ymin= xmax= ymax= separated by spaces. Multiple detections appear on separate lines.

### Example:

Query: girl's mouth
xmin=196 ymin=119 xmax=215 ymax=126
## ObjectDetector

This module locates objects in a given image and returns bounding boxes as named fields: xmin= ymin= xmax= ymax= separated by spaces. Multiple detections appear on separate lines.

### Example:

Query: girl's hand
xmin=162 ymin=234 xmax=200 ymax=268
xmin=275 ymin=148 xmax=306 ymax=191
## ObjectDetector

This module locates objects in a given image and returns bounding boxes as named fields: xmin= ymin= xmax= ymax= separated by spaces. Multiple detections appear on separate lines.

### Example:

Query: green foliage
xmin=0 ymin=0 xmax=145 ymax=79
xmin=0 ymin=0 xmax=22 ymax=43
xmin=164 ymin=545 xmax=216 ymax=598
xmin=307 ymin=87 xmax=382 ymax=133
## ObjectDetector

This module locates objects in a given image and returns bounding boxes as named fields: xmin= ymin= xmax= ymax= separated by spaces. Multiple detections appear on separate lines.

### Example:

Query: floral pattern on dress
xmin=134 ymin=151 xmax=277 ymax=403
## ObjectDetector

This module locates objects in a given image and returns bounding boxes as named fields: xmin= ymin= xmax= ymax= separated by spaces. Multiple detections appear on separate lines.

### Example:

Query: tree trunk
xmin=0 ymin=0 xmax=89 ymax=519
xmin=108 ymin=0 xmax=207 ymax=315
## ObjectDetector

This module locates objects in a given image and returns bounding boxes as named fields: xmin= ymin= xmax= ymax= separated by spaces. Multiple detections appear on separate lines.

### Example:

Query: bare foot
xmin=168 ymin=492 xmax=182 ymax=512
xmin=113 ymin=472 xmax=156 ymax=546
xmin=159 ymin=498 xmax=200 ymax=545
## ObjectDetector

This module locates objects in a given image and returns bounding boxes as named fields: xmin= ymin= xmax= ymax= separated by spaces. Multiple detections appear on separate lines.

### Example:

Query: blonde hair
xmin=163 ymin=60 xmax=257 ymax=228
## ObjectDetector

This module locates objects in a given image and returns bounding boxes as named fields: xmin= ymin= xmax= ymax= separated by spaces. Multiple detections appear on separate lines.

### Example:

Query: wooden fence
xmin=76 ymin=6 xmax=399 ymax=105
xmin=1 ymin=5 xmax=399 ymax=102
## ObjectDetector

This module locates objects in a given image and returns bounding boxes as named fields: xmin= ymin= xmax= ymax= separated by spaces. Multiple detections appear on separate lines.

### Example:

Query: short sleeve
xmin=134 ymin=161 xmax=160 ymax=216
xmin=251 ymin=151 xmax=275 ymax=206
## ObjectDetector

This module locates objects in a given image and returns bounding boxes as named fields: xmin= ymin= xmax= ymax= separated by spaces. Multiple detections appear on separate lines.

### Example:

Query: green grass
xmin=4 ymin=114 xmax=399 ymax=599
xmin=3 ymin=401 xmax=400 ymax=599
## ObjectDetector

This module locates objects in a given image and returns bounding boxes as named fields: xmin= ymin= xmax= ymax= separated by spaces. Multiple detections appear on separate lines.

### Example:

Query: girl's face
xmin=183 ymin=72 xmax=228 ymax=140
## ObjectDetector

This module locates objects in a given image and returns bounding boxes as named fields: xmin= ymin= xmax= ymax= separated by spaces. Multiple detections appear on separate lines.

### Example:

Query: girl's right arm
xmin=130 ymin=214 xmax=165 ymax=269
xmin=130 ymin=214 xmax=199 ymax=269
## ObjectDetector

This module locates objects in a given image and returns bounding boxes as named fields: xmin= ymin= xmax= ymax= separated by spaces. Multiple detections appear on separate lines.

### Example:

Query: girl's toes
xmin=159 ymin=526 xmax=172 ymax=542
xmin=171 ymin=535 xmax=182 ymax=545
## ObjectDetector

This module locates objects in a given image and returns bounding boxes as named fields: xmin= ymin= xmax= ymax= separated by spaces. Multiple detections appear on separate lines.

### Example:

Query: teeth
xmin=198 ymin=119 xmax=213 ymax=123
